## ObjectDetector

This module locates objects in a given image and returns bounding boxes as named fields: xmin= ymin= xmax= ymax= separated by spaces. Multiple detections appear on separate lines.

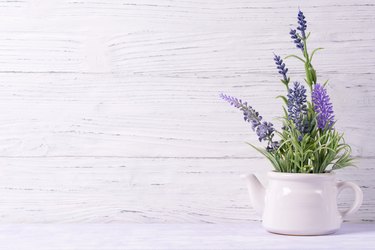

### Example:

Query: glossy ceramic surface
xmin=244 ymin=172 xmax=363 ymax=235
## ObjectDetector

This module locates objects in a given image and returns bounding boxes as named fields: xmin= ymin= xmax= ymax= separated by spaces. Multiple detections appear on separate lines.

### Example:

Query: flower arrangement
xmin=221 ymin=10 xmax=354 ymax=173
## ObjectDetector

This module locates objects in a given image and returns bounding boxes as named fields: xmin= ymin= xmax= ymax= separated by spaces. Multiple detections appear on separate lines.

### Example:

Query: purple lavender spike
xmin=312 ymin=84 xmax=335 ymax=129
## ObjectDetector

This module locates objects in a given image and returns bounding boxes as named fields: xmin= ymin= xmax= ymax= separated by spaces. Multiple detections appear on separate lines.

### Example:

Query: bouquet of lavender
xmin=221 ymin=10 xmax=353 ymax=173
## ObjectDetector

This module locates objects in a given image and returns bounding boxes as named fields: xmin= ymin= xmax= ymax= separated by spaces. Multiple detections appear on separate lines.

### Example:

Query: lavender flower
xmin=273 ymin=54 xmax=289 ymax=83
xmin=267 ymin=141 xmax=280 ymax=152
xmin=312 ymin=84 xmax=335 ymax=129
xmin=220 ymin=93 xmax=261 ymax=130
xmin=256 ymin=121 xmax=275 ymax=142
xmin=258 ymin=122 xmax=279 ymax=152
xmin=290 ymin=29 xmax=304 ymax=51
xmin=297 ymin=10 xmax=307 ymax=39
xmin=220 ymin=93 xmax=279 ymax=151
xmin=287 ymin=82 xmax=308 ymax=137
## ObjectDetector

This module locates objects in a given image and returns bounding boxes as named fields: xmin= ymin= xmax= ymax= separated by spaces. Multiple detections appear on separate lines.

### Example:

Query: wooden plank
xmin=0 ymin=157 xmax=373 ymax=223
xmin=0 ymin=72 xmax=374 ymax=157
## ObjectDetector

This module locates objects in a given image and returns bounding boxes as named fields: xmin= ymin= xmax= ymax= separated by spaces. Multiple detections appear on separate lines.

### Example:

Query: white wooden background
xmin=0 ymin=0 xmax=374 ymax=223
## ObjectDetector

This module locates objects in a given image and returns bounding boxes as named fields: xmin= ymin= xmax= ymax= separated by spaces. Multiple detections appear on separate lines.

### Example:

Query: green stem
xmin=302 ymin=37 xmax=317 ymax=92
xmin=303 ymin=38 xmax=310 ymax=62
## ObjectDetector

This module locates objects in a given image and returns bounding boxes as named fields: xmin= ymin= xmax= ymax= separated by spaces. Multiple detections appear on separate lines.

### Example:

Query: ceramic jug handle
xmin=336 ymin=181 xmax=363 ymax=218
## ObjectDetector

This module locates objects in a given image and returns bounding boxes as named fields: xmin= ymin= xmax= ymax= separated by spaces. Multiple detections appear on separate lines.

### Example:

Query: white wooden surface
xmin=0 ymin=1 xmax=374 ymax=223
xmin=1 ymin=223 xmax=375 ymax=250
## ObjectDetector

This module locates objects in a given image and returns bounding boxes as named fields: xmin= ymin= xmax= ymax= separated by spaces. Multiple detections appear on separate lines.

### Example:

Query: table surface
xmin=0 ymin=223 xmax=374 ymax=250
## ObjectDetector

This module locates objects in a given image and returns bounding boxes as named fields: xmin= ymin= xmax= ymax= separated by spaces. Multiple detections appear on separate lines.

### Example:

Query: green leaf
xmin=276 ymin=95 xmax=288 ymax=105
xmin=285 ymin=54 xmax=306 ymax=63
xmin=310 ymin=48 xmax=324 ymax=61
xmin=246 ymin=143 xmax=281 ymax=171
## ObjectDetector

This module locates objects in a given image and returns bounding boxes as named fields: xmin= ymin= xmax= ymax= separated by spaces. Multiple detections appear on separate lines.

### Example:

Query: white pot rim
xmin=268 ymin=170 xmax=335 ymax=180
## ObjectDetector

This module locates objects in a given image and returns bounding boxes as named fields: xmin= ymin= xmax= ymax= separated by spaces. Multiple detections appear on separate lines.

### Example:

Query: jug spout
xmin=242 ymin=174 xmax=265 ymax=215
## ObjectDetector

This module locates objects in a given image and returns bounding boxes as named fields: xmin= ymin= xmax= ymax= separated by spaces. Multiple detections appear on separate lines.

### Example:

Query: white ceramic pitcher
xmin=243 ymin=171 xmax=363 ymax=235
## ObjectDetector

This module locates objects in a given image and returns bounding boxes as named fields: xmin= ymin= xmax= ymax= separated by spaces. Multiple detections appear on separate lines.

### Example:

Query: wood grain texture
xmin=0 ymin=157 xmax=373 ymax=223
xmin=0 ymin=0 xmax=374 ymax=223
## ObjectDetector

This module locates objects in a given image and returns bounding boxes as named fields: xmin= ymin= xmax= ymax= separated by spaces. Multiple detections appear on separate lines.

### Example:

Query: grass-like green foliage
xmin=249 ymin=118 xmax=354 ymax=173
